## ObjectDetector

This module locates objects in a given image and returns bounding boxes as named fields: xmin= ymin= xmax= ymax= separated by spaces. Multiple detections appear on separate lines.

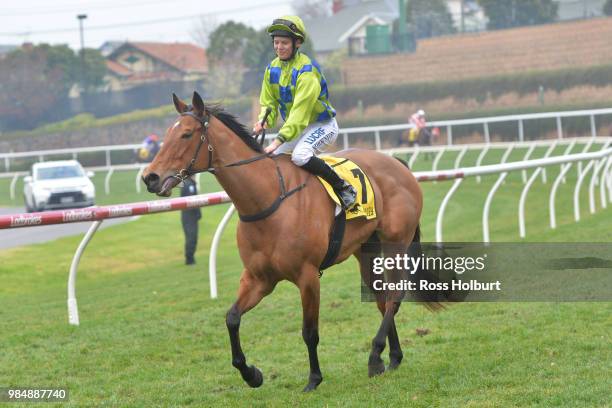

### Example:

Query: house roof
xmin=105 ymin=59 xmax=131 ymax=76
xmin=109 ymin=41 xmax=208 ymax=74
xmin=99 ymin=40 xmax=124 ymax=57
xmin=305 ymin=0 xmax=398 ymax=53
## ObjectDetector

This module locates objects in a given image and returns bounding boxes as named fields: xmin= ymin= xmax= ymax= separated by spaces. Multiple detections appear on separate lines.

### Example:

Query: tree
xmin=604 ymin=0 xmax=612 ymax=16
xmin=80 ymin=48 xmax=107 ymax=90
xmin=403 ymin=0 xmax=456 ymax=39
xmin=206 ymin=21 xmax=256 ymax=62
xmin=243 ymin=29 xmax=276 ymax=72
xmin=0 ymin=44 xmax=106 ymax=130
xmin=191 ymin=15 xmax=219 ymax=49
xmin=205 ymin=21 xmax=257 ymax=97
xmin=291 ymin=0 xmax=331 ymax=19
xmin=478 ymin=0 xmax=558 ymax=30
xmin=0 ymin=49 xmax=64 ymax=129
xmin=17 ymin=44 xmax=106 ymax=92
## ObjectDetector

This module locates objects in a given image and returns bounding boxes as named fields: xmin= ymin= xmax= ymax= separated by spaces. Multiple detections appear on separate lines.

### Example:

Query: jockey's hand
xmin=253 ymin=121 xmax=265 ymax=136
xmin=264 ymin=139 xmax=282 ymax=154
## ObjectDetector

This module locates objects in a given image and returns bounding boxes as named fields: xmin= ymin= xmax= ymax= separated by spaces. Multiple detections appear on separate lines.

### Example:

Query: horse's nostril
xmin=143 ymin=173 xmax=161 ymax=191
xmin=144 ymin=173 xmax=160 ymax=186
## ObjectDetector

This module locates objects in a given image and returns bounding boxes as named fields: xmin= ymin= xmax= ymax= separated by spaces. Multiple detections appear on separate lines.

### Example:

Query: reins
xmin=172 ymin=109 xmax=306 ymax=223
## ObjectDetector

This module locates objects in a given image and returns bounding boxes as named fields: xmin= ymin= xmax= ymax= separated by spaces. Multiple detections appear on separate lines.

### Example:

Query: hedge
xmin=1 ymin=97 xmax=253 ymax=142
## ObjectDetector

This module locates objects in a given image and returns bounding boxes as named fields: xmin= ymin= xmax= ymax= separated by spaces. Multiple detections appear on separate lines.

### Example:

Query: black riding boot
xmin=301 ymin=156 xmax=357 ymax=210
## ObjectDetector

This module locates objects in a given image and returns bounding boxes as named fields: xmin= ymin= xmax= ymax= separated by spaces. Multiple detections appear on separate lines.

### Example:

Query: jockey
xmin=138 ymin=134 xmax=160 ymax=161
xmin=253 ymin=15 xmax=357 ymax=210
xmin=408 ymin=109 xmax=429 ymax=147
xmin=410 ymin=109 xmax=427 ymax=131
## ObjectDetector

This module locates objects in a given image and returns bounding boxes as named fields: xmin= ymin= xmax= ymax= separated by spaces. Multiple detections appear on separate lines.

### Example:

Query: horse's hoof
xmin=368 ymin=361 xmax=386 ymax=377
xmin=302 ymin=376 xmax=322 ymax=392
xmin=388 ymin=353 xmax=403 ymax=370
xmin=245 ymin=365 xmax=263 ymax=388
xmin=387 ymin=361 xmax=401 ymax=371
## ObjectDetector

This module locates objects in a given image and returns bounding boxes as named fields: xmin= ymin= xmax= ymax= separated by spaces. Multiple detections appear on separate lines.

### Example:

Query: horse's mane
xmin=206 ymin=104 xmax=264 ymax=153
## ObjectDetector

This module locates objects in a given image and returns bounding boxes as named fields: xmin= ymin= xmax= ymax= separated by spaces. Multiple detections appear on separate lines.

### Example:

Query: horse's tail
xmin=394 ymin=156 xmax=445 ymax=310
xmin=394 ymin=156 xmax=410 ymax=169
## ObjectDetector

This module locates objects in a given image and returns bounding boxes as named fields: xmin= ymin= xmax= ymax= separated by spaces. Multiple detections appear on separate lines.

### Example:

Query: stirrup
xmin=336 ymin=183 xmax=357 ymax=210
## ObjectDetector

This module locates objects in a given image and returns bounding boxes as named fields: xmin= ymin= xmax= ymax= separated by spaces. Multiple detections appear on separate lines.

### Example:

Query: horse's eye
xmin=181 ymin=132 xmax=193 ymax=139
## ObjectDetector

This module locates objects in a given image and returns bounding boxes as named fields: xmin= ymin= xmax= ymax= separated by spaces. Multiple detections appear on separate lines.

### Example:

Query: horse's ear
xmin=192 ymin=91 xmax=205 ymax=116
xmin=172 ymin=93 xmax=188 ymax=114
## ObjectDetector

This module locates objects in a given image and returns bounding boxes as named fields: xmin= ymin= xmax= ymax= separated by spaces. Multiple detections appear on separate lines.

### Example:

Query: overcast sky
xmin=0 ymin=0 xmax=295 ymax=50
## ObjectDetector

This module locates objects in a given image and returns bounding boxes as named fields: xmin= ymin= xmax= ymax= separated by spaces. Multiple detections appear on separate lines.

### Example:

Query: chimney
xmin=333 ymin=0 xmax=343 ymax=14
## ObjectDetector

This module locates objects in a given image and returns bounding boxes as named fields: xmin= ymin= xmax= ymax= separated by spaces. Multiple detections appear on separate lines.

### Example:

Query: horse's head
xmin=142 ymin=91 xmax=210 ymax=197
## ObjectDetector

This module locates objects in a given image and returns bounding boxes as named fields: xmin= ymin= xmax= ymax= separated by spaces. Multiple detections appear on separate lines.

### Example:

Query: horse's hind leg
xmin=387 ymin=309 xmax=404 ymax=370
xmin=368 ymin=302 xmax=400 ymax=377
xmin=375 ymin=301 xmax=403 ymax=371
xmin=355 ymin=238 xmax=405 ymax=376
xmin=368 ymin=242 xmax=409 ymax=377
xmin=298 ymin=266 xmax=323 ymax=392
xmin=226 ymin=269 xmax=273 ymax=388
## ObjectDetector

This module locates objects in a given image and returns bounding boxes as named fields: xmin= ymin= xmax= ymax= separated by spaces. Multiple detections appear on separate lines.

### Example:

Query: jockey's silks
xmin=258 ymin=51 xmax=336 ymax=142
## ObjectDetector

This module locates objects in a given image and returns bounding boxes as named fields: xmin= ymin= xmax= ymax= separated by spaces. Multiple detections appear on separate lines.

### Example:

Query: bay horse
xmin=142 ymin=92 xmax=440 ymax=392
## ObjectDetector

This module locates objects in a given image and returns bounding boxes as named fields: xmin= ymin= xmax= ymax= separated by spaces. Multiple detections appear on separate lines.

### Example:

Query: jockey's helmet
xmin=417 ymin=109 xmax=425 ymax=117
xmin=267 ymin=15 xmax=306 ymax=42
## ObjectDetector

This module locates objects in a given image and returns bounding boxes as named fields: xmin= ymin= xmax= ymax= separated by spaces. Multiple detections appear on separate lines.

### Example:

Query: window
xmin=36 ymin=165 xmax=84 ymax=180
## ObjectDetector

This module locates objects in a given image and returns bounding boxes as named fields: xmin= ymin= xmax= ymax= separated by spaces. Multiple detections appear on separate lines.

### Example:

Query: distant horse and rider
xmin=404 ymin=109 xmax=440 ymax=160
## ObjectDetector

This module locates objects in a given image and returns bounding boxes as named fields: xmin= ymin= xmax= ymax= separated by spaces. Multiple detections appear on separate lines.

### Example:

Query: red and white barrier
xmin=0 ymin=191 xmax=231 ymax=326
xmin=0 ymin=191 xmax=231 ymax=230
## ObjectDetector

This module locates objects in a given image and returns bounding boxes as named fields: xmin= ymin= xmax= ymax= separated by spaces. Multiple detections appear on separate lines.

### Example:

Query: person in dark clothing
xmin=180 ymin=178 xmax=201 ymax=265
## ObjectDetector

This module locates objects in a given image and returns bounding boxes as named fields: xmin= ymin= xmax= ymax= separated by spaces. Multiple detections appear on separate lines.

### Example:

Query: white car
xmin=23 ymin=160 xmax=96 ymax=212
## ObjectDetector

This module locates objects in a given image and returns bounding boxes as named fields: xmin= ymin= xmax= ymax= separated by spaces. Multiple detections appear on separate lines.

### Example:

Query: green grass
xmin=0 ymin=149 xmax=611 ymax=406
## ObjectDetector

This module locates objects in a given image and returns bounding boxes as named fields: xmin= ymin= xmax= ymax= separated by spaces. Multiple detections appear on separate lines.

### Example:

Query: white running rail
xmin=208 ymin=145 xmax=612 ymax=290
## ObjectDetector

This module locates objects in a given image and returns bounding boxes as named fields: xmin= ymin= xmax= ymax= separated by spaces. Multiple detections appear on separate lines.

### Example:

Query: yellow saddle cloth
xmin=317 ymin=156 xmax=377 ymax=220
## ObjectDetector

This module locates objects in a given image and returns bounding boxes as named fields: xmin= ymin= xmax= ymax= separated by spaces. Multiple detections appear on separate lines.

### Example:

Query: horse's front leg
xmin=298 ymin=268 xmax=323 ymax=392
xmin=226 ymin=270 xmax=271 ymax=388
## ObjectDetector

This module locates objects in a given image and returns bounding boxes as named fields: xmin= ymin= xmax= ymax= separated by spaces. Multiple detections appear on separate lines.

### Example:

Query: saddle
xmin=317 ymin=156 xmax=377 ymax=273
xmin=316 ymin=156 xmax=377 ymax=220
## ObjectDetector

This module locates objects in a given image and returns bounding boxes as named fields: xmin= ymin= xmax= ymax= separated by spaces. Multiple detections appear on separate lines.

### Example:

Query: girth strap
xmin=238 ymin=165 xmax=306 ymax=223
xmin=319 ymin=208 xmax=346 ymax=275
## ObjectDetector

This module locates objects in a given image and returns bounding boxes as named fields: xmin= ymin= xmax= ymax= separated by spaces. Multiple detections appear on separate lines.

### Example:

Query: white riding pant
xmin=274 ymin=118 xmax=339 ymax=166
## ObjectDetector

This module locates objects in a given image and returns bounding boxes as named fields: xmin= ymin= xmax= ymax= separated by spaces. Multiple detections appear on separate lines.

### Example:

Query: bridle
xmin=169 ymin=110 xmax=306 ymax=222
xmin=170 ymin=111 xmax=270 ymax=183
xmin=169 ymin=111 xmax=212 ymax=183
